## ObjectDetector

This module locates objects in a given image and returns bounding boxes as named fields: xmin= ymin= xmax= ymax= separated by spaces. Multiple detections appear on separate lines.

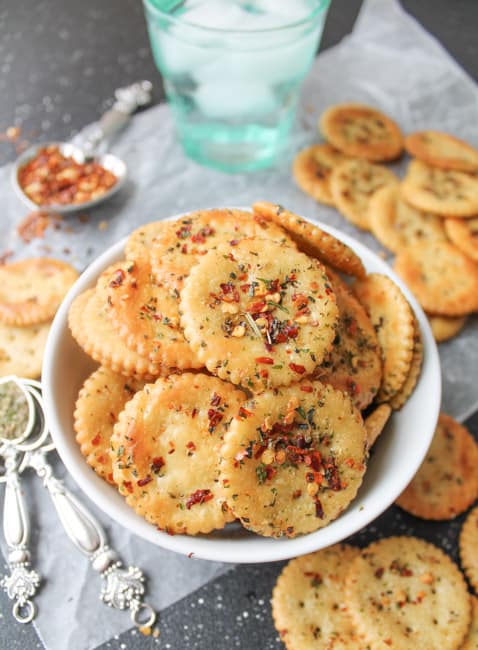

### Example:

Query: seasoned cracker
xmin=0 ymin=320 xmax=50 ymax=379
xmin=219 ymin=381 xmax=367 ymax=538
xmin=405 ymin=131 xmax=478 ymax=173
xmin=345 ymin=536 xmax=471 ymax=650
xmin=103 ymin=260 xmax=202 ymax=368
xmin=125 ymin=220 xmax=170 ymax=264
xmin=319 ymin=103 xmax=403 ymax=161
xmin=180 ymin=239 xmax=339 ymax=391
xmin=365 ymin=403 xmax=392 ymax=448
xmin=68 ymin=289 xmax=164 ymax=379
xmin=352 ymin=273 xmax=415 ymax=402
xmin=74 ymin=367 xmax=144 ymax=485
xmin=460 ymin=505 xmax=478 ymax=595
xmin=150 ymin=208 xmax=290 ymax=291
xmin=292 ymin=143 xmax=349 ymax=206
xmin=330 ymin=159 xmax=398 ymax=231
xmin=252 ymin=201 xmax=366 ymax=278
xmin=110 ymin=373 xmax=245 ymax=535
xmin=369 ymin=184 xmax=447 ymax=254
xmin=428 ymin=313 xmax=467 ymax=343
xmin=444 ymin=217 xmax=478 ymax=263
xmin=394 ymin=240 xmax=478 ymax=316
xmin=315 ymin=271 xmax=382 ymax=410
xmin=272 ymin=544 xmax=362 ymax=649
xmin=401 ymin=159 xmax=478 ymax=217
xmin=396 ymin=413 xmax=478 ymax=520
xmin=389 ymin=317 xmax=423 ymax=410
xmin=462 ymin=596 xmax=478 ymax=650
xmin=0 ymin=258 xmax=78 ymax=326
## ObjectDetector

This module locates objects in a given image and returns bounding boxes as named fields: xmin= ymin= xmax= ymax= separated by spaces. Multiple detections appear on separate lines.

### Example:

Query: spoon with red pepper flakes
xmin=11 ymin=81 xmax=152 ymax=214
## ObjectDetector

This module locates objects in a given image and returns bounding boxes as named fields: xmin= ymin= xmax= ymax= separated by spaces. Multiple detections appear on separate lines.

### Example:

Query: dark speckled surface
xmin=1 ymin=1 xmax=478 ymax=649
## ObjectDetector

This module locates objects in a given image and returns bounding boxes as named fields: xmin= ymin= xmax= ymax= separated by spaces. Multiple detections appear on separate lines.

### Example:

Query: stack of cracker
xmin=0 ymin=258 xmax=78 ymax=378
xmin=293 ymin=103 xmax=478 ymax=344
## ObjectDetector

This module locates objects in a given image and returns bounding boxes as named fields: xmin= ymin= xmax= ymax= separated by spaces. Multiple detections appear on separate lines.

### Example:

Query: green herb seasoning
xmin=0 ymin=381 xmax=30 ymax=440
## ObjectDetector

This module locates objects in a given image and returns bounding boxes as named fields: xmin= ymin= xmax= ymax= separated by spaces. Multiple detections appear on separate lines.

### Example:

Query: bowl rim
xmin=42 ymin=210 xmax=441 ymax=564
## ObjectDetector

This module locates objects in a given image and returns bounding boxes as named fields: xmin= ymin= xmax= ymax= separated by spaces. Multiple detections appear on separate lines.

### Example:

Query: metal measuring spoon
xmin=18 ymin=379 xmax=157 ymax=630
xmin=0 ymin=376 xmax=50 ymax=623
xmin=11 ymin=80 xmax=152 ymax=214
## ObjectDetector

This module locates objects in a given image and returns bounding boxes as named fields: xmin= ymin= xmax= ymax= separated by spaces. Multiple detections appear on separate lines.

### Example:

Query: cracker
xmin=252 ymin=201 xmax=366 ymax=278
xmin=462 ymin=595 xmax=478 ymax=650
xmin=389 ymin=317 xmax=423 ymax=410
xmin=180 ymin=239 xmax=339 ymax=391
xmin=401 ymin=159 xmax=478 ymax=217
xmin=219 ymin=380 xmax=368 ymax=538
xmin=150 ymin=208 xmax=290 ymax=291
xmin=110 ymin=373 xmax=245 ymax=535
xmin=428 ymin=313 xmax=467 ymax=343
xmin=404 ymin=131 xmax=478 ymax=173
xmin=0 ymin=320 xmax=50 ymax=379
xmin=365 ymin=403 xmax=392 ymax=448
xmin=74 ymin=366 xmax=144 ymax=485
xmin=125 ymin=221 xmax=171 ymax=264
xmin=444 ymin=217 xmax=478 ymax=263
xmin=315 ymin=271 xmax=382 ymax=410
xmin=352 ymin=273 xmax=415 ymax=402
xmin=394 ymin=240 xmax=478 ymax=316
xmin=103 ymin=260 xmax=202 ymax=369
xmin=68 ymin=289 xmax=164 ymax=380
xmin=395 ymin=413 xmax=478 ymax=520
xmin=292 ymin=143 xmax=349 ymax=206
xmin=330 ymin=159 xmax=398 ymax=231
xmin=345 ymin=536 xmax=471 ymax=650
xmin=368 ymin=185 xmax=447 ymax=254
xmin=272 ymin=544 xmax=362 ymax=649
xmin=0 ymin=258 xmax=78 ymax=326
xmin=319 ymin=103 xmax=403 ymax=161
xmin=460 ymin=505 xmax=478 ymax=595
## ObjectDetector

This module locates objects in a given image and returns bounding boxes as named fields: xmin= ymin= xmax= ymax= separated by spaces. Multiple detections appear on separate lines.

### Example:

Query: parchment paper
xmin=1 ymin=0 xmax=477 ymax=648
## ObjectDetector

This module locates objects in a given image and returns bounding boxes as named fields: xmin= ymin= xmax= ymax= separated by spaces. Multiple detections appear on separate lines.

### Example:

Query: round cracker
xmin=393 ymin=240 xmax=478 ymax=316
xmin=428 ymin=313 xmax=467 ymax=343
xmin=219 ymin=380 xmax=368 ymax=538
xmin=401 ymin=159 xmax=478 ymax=217
xmin=369 ymin=184 xmax=447 ymax=254
xmin=460 ymin=505 xmax=478 ymax=595
xmin=395 ymin=413 xmax=478 ymax=520
xmin=0 ymin=320 xmax=50 ymax=379
xmin=68 ymin=289 xmax=164 ymax=380
xmin=150 ymin=208 xmax=290 ymax=291
xmin=103 ymin=260 xmax=202 ymax=369
xmin=330 ymin=159 xmax=398 ymax=231
xmin=365 ymin=403 xmax=392 ymax=448
xmin=389 ymin=317 xmax=423 ymax=410
xmin=0 ymin=258 xmax=78 ymax=326
xmin=462 ymin=595 xmax=478 ymax=650
xmin=74 ymin=366 xmax=144 ymax=485
xmin=292 ymin=143 xmax=349 ymax=206
xmin=252 ymin=201 xmax=366 ymax=278
xmin=180 ymin=239 xmax=339 ymax=391
xmin=110 ymin=373 xmax=245 ymax=535
xmin=315 ymin=270 xmax=382 ymax=410
xmin=272 ymin=544 xmax=363 ymax=649
xmin=352 ymin=273 xmax=415 ymax=402
xmin=345 ymin=536 xmax=472 ymax=650
xmin=125 ymin=220 xmax=171 ymax=265
xmin=404 ymin=131 xmax=478 ymax=173
xmin=319 ymin=103 xmax=403 ymax=162
xmin=444 ymin=217 xmax=478 ymax=262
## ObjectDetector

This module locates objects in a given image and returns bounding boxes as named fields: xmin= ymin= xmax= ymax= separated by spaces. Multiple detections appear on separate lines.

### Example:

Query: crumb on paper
xmin=78 ymin=214 xmax=89 ymax=224
xmin=17 ymin=210 xmax=63 ymax=243
xmin=153 ymin=627 xmax=160 ymax=639
xmin=98 ymin=220 xmax=108 ymax=231
xmin=139 ymin=626 xmax=152 ymax=636
xmin=0 ymin=250 xmax=14 ymax=265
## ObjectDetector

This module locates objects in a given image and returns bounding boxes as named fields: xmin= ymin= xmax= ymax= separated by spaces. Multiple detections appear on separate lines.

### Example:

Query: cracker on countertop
xmin=405 ymin=131 xmax=478 ymax=173
xmin=292 ymin=143 xmax=349 ymax=206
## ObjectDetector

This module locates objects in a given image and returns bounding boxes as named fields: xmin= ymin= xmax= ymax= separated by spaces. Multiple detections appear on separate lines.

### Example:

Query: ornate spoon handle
xmin=0 ymin=446 xmax=40 ymax=623
xmin=23 ymin=446 xmax=156 ymax=628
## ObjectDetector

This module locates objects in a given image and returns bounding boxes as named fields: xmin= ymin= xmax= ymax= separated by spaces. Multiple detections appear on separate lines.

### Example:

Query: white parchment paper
xmin=1 ymin=1 xmax=477 ymax=648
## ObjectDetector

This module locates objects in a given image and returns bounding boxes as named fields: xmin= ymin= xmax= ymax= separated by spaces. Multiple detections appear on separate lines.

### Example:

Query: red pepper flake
xmin=229 ymin=239 xmax=239 ymax=246
xmin=259 ymin=369 xmax=269 ymax=378
xmin=91 ymin=433 xmax=101 ymax=446
xmin=185 ymin=489 xmax=213 ymax=509
xmin=248 ymin=300 xmax=266 ymax=313
xmin=289 ymin=363 xmax=306 ymax=375
xmin=107 ymin=473 xmax=114 ymax=483
xmin=208 ymin=408 xmax=223 ymax=431
xmin=292 ymin=489 xmax=302 ymax=499
xmin=181 ymin=243 xmax=188 ymax=254
xmin=300 ymin=385 xmax=313 ymax=393
xmin=187 ymin=552 xmax=194 ymax=558
xmin=176 ymin=224 xmax=192 ymax=239
xmin=137 ymin=476 xmax=152 ymax=487
xmin=255 ymin=356 xmax=274 ymax=365
xmin=234 ymin=449 xmax=249 ymax=463
xmin=314 ymin=498 xmax=324 ymax=519
xmin=346 ymin=378 xmax=361 ymax=395
xmin=186 ymin=441 xmax=196 ymax=452
xmin=151 ymin=456 xmax=165 ymax=473
xmin=240 ymin=283 xmax=250 ymax=293
xmin=123 ymin=481 xmax=133 ymax=494
xmin=17 ymin=210 xmax=63 ymax=243
xmin=375 ymin=567 xmax=384 ymax=578
xmin=238 ymin=407 xmax=253 ymax=419
xmin=109 ymin=268 xmax=126 ymax=288
xmin=210 ymin=393 xmax=222 ymax=407
xmin=191 ymin=408 xmax=198 ymax=419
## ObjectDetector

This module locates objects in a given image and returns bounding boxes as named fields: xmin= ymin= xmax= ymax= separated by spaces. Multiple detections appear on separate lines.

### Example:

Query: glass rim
xmin=142 ymin=0 xmax=331 ymax=34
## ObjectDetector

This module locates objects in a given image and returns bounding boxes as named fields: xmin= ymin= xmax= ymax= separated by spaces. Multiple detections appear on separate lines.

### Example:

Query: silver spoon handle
xmin=1 ymin=447 xmax=40 ymax=624
xmin=25 ymin=448 xmax=156 ymax=628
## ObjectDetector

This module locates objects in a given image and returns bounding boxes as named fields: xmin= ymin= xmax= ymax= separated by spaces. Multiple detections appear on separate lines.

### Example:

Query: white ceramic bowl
xmin=42 ymin=214 xmax=441 ymax=564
